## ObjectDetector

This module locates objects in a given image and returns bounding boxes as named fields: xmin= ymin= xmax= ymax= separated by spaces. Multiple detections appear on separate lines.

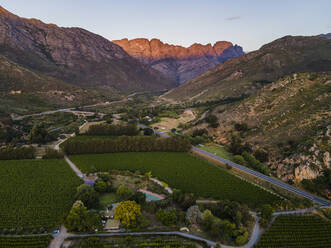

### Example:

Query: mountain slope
xmin=320 ymin=33 xmax=331 ymax=39
xmin=206 ymin=72 xmax=330 ymax=187
xmin=0 ymin=56 xmax=102 ymax=114
xmin=0 ymin=6 xmax=173 ymax=94
xmin=113 ymin=38 xmax=244 ymax=85
xmin=163 ymin=36 xmax=331 ymax=102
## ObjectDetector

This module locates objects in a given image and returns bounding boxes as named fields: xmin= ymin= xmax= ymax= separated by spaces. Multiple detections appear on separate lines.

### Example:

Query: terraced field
xmin=0 ymin=159 xmax=82 ymax=233
xmin=70 ymin=152 xmax=281 ymax=207
xmin=255 ymin=215 xmax=331 ymax=247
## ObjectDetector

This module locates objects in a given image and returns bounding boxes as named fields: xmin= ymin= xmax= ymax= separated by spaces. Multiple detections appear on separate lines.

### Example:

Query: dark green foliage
xmin=63 ymin=136 xmax=191 ymax=155
xmin=253 ymin=150 xmax=269 ymax=163
xmin=75 ymin=184 xmax=99 ymax=209
xmin=0 ymin=236 xmax=52 ymax=248
xmin=255 ymin=215 xmax=331 ymax=247
xmin=204 ymin=200 xmax=253 ymax=227
xmin=232 ymin=155 xmax=247 ymax=166
xmin=143 ymin=128 xmax=154 ymax=136
xmin=192 ymin=128 xmax=208 ymax=137
xmin=42 ymin=148 xmax=63 ymax=159
xmin=229 ymin=135 xmax=252 ymax=155
xmin=93 ymin=180 xmax=107 ymax=193
xmin=302 ymin=169 xmax=331 ymax=198
xmin=0 ymin=159 xmax=81 ymax=233
xmin=30 ymin=124 xmax=56 ymax=144
xmin=0 ymin=146 xmax=35 ymax=160
xmin=234 ymin=123 xmax=248 ymax=132
xmin=259 ymin=204 xmax=274 ymax=228
xmin=172 ymin=190 xmax=197 ymax=210
xmin=205 ymin=114 xmax=219 ymax=128
xmin=129 ymin=191 xmax=146 ymax=205
xmin=71 ymin=152 xmax=281 ymax=208
xmin=64 ymin=201 xmax=102 ymax=233
xmin=242 ymin=152 xmax=270 ymax=175
xmin=86 ymin=123 xmax=139 ymax=136
xmin=157 ymin=209 xmax=178 ymax=226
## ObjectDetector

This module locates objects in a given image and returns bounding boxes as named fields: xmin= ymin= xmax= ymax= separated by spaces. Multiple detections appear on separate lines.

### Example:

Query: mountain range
xmin=163 ymin=35 xmax=331 ymax=102
xmin=0 ymin=6 xmax=173 ymax=95
xmin=113 ymin=38 xmax=244 ymax=85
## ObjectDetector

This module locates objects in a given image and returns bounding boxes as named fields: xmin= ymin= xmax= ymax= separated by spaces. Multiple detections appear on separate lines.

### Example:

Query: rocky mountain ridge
xmin=163 ymin=35 xmax=331 ymax=102
xmin=113 ymin=38 xmax=244 ymax=84
xmin=0 ymin=6 xmax=173 ymax=94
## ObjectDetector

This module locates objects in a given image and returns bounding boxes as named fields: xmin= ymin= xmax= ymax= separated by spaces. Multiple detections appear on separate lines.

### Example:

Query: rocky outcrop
xmin=113 ymin=38 xmax=244 ymax=85
xmin=0 ymin=6 xmax=173 ymax=94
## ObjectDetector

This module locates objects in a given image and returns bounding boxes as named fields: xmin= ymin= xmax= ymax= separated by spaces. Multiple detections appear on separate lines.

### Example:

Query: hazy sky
xmin=1 ymin=0 xmax=330 ymax=51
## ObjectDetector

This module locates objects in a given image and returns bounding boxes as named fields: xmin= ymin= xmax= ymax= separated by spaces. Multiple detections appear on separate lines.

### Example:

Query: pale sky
xmin=1 ymin=0 xmax=330 ymax=51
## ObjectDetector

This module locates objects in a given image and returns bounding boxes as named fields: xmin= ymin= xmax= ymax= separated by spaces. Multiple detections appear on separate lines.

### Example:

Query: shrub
xmin=157 ymin=209 xmax=178 ymax=226
xmin=116 ymin=185 xmax=133 ymax=200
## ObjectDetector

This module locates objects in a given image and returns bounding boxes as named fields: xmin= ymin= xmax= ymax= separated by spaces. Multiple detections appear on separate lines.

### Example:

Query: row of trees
xmin=63 ymin=136 xmax=191 ymax=155
xmin=0 ymin=146 xmax=35 ymax=160
xmin=86 ymin=123 xmax=139 ymax=136
xmin=233 ymin=152 xmax=270 ymax=175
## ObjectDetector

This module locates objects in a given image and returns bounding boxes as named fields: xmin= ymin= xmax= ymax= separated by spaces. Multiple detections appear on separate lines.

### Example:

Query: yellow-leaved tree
xmin=114 ymin=200 xmax=141 ymax=228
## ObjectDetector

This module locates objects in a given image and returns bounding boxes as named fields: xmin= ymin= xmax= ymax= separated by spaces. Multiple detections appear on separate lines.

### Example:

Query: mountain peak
xmin=113 ymin=38 xmax=244 ymax=84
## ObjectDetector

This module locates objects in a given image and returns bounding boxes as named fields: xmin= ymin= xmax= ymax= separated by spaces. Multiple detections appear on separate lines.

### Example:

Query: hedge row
xmin=63 ymin=136 xmax=191 ymax=155
xmin=0 ymin=146 xmax=35 ymax=160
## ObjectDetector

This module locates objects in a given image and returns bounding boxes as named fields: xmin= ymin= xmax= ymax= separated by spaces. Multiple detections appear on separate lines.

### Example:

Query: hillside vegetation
xmin=163 ymin=36 xmax=331 ymax=103
xmin=0 ymin=56 xmax=104 ymax=114
xmin=205 ymin=72 xmax=330 ymax=196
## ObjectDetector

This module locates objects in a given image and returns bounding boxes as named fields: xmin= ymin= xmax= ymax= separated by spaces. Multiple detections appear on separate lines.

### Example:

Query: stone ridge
xmin=113 ymin=38 xmax=233 ymax=61
xmin=113 ymin=38 xmax=244 ymax=84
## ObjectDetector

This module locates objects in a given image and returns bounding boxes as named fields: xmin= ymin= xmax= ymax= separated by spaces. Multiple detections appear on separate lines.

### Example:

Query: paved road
xmin=193 ymin=147 xmax=330 ymax=206
xmin=139 ymin=123 xmax=330 ymax=206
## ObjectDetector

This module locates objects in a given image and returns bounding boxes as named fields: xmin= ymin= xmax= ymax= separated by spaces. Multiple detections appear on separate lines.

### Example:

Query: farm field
xmin=64 ymin=236 xmax=198 ymax=248
xmin=0 ymin=235 xmax=52 ymax=248
xmin=255 ymin=215 xmax=331 ymax=247
xmin=200 ymin=144 xmax=233 ymax=161
xmin=70 ymin=152 xmax=281 ymax=207
xmin=0 ymin=159 xmax=82 ymax=233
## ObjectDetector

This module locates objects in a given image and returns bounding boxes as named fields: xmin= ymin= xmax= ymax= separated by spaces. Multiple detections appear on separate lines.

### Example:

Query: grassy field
xmin=255 ymin=215 xmax=331 ymax=247
xmin=70 ymin=152 xmax=280 ymax=207
xmin=0 ymin=236 xmax=52 ymax=248
xmin=0 ymin=159 xmax=82 ymax=233
xmin=99 ymin=193 xmax=118 ymax=210
xmin=200 ymin=144 xmax=233 ymax=160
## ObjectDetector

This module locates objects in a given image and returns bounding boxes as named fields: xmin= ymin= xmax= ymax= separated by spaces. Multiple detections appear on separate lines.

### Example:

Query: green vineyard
xmin=255 ymin=215 xmax=331 ymax=247
xmin=0 ymin=159 xmax=82 ymax=233
xmin=68 ymin=236 xmax=198 ymax=248
xmin=0 ymin=235 xmax=52 ymax=248
xmin=70 ymin=152 xmax=280 ymax=208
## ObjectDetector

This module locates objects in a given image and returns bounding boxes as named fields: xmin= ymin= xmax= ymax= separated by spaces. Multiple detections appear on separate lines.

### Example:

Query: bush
xmin=75 ymin=184 xmax=99 ymax=209
xmin=157 ymin=209 xmax=178 ymax=226
xmin=94 ymin=180 xmax=107 ymax=193
xmin=42 ymin=148 xmax=63 ymax=159
xmin=116 ymin=185 xmax=133 ymax=200
xmin=234 ymin=123 xmax=248 ymax=132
